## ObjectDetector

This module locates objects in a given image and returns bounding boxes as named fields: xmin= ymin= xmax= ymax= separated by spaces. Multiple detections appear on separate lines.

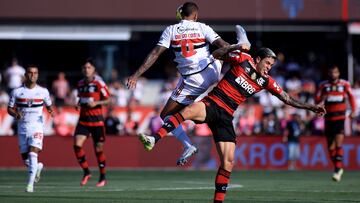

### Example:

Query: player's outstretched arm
xmin=275 ymin=91 xmax=326 ymax=116
xmin=127 ymin=45 xmax=167 ymax=89
xmin=212 ymin=38 xmax=230 ymax=48
xmin=212 ymin=44 xmax=244 ymax=60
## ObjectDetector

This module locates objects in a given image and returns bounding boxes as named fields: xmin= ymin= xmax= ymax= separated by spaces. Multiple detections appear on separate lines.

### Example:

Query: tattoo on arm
xmin=212 ymin=38 xmax=230 ymax=48
xmin=133 ymin=46 xmax=166 ymax=78
xmin=276 ymin=91 xmax=314 ymax=110
xmin=212 ymin=44 xmax=242 ymax=60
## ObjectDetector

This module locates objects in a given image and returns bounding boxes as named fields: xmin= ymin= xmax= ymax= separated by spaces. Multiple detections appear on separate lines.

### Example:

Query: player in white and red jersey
xmin=140 ymin=46 xmax=325 ymax=203
xmin=7 ymin=65 xmax=54 ymax=193
xmin=315 ymin=65 xmax=356 ymax=182
xmin=127 ymin=2 xmax=250 ymax=165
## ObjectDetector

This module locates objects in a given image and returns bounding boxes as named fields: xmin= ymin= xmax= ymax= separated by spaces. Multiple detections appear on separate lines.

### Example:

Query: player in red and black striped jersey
xmin=139 ymin=45 xmax=326 ymax=203
xmin=315 ymin=65 xmax=356 ymax=182
xmin=73 ymin=59 xmax=110 ymax=187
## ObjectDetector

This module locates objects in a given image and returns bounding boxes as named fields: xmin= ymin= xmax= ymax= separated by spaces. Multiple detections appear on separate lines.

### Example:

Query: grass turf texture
xmin=0 ymin=170 xmax=359 ymax=203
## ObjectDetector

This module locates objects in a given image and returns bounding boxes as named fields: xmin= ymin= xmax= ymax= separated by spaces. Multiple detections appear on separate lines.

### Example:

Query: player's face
xmin=256 ymin=57 xmax=275 ymax=77
xmin=25 ymin=67 xmax=39 ymax=84
xmin=328 ymin=67 xmax=340 ymax=81
xmin=82 ymin=62 xmax=96 ymax=78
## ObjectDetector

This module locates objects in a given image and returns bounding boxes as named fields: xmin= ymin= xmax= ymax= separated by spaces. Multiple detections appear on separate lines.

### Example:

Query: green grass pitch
xmin=0 ymin=169 xmax=359 ymax=203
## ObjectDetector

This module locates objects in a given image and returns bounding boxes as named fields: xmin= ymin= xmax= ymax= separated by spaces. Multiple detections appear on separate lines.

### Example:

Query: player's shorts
xmin=74 ymin=123 xmax=106 ymax=143
xmin=288 ymin=142 xmax=300 ymax=161
xmin=17 ymin=123 xmax=44 ymax=153
xmin=325 ymin=119 xmax=345 ymax=136
xmin=171 ymin=59 xmax=222 ymax=105
xmin=202 ymin=98 xmax=236 ymax=143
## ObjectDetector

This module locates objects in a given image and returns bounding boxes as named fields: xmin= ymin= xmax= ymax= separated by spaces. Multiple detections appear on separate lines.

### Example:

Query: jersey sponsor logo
xmin=80 ymin=97 xmax=94 ymax=104
xmin=235 ymin=75 xmax=256 ymax=94
xmin=326 ymin=95 xmax=344 ymax=102
xmin=176 ymin=26 xmax=198 ymax=34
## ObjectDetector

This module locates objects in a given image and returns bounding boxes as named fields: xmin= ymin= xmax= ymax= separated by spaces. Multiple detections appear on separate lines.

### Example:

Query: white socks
xmin=27 ymin=152 xmax=38 ymax=186
xmin=171 ymin=125 xmax=192 ymax=148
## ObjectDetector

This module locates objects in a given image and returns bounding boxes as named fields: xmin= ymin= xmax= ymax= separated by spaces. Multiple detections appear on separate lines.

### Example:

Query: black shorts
xmin=203 ymin=99 xmax=236 ymax=143
xmin=74 ymin=123 xmax=106 ymax=143
xmin=325 ymin=120 xmax=345 ymax=136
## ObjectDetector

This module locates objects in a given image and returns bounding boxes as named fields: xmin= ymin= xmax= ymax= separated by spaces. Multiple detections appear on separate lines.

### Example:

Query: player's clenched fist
xmin=127 ymin=76 xmax=137 ymax=89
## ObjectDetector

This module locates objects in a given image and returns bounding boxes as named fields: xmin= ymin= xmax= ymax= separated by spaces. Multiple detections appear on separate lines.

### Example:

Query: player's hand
xmin=349 ymin=111 xmax=357 ymax=119
xmin=239 ymin=44 xmax=250 ymax=52
xmin=127 ymin=76 xmax=138 ymax=89
xmin=312 ymin=104 xmax=326 ymax=117
xmin=87 ymin=101 xmax=97 ymax=108
xmin=49 ymin=110 xmax=55 ymax=117
xmin=15 ymin=112 xmax=24 ymax=120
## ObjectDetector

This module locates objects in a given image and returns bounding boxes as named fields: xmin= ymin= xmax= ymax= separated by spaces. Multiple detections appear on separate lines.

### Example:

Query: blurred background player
xmin=73 ymin=59 xmax=110 ymax=187
xmin=315 ymin=65 xmax=356 ymax=182
xmin=7 ymin=65 xmax=54 ymax=192
xmin=139 ymin=45 xmax=326 ymax=203
xmin=283 ymin=113 xmax=305 ymax=170
xmin=128 ymin=1 xmax=250 ymax=165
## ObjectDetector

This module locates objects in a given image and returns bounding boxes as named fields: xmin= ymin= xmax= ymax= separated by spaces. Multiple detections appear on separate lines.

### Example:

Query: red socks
xmin=214 ymin=167 xmax=231 ymax=203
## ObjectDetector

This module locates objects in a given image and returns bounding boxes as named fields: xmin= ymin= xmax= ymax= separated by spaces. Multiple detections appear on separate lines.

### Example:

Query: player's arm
xmin=275 ymin=91 xmax=326 ymax=116
xmin=127 ymin=45 xmax=167 ymax=89
xmin=7 ymin=106 xmax=22 ymax=120
xmin=7 ymin=90 xmax=22 ymax=119
xmin=212 ymin=44 xmax=244 ymax=60
xmin=45 ymin=105 xmax=55 ymax=117
xmin=212 ymin=38 xmax=229 ymax=48
xmin=346 ymin=83 xmax=357 ymax=118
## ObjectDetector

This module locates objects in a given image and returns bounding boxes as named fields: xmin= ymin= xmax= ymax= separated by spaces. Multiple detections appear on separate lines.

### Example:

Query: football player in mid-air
xmin=127 ymin=1 xmax=250 ymax=165
xmin=315 ymin=65 xmax=356 ymax=182
xmin=73 ymin=59 xmax=110 ymax=187
xmin=8 ymin=65 xmax=54 ymax=192
xmin=139 ymin=45 xmax=326 ymax=203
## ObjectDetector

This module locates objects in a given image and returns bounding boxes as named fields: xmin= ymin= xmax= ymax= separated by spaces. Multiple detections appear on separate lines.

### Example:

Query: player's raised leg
xmin=73 ymin=134 xmax=91 ymax=186
xmin=160 ymin=98 xmax=198 ymax=165
xmin=140 ymin=102 xmax=206 ymax=153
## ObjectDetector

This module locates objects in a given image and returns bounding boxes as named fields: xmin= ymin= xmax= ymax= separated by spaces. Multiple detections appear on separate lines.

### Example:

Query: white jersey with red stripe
xmin=157 ymin=19 xmax=220 ymax=75
xmin=8 ymin=84 xmax=52 ymax=124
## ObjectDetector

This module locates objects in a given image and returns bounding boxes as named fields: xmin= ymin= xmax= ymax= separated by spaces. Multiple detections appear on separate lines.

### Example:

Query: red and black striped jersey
xmin=77 ymin=76 xmax=110 ymax=127
xmin=315 ymin=79 xmax=356 ymax=121
xmin=206 ymin=51 xmax=283 ymax=116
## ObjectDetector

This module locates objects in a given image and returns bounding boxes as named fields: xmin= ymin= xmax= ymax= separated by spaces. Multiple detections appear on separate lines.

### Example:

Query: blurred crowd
xmin=1 ymin=54 xmax=360 ymax=137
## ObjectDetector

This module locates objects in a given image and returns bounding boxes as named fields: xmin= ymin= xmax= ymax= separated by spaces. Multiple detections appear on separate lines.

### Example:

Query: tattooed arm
xmin=275 ymin=91 xmax=326 ymax=116
xmin=212 ymin=44 xmax=250 ymax=60
xmin=127 ymin=45 xmax=167 ymax=89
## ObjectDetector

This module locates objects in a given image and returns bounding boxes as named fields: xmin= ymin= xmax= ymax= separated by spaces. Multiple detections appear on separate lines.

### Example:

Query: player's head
xmin=328 ymin=65 xmax=340 ymax=82
xmin=82 ymin=58 xmax=96 ymax=79
xmin=25 ymin=65 xmax=39 ymax=85
xmin=177 ymin=2 xmax=199 ymax=21
xmin=254 ymin=47 xmax=277 ymax=78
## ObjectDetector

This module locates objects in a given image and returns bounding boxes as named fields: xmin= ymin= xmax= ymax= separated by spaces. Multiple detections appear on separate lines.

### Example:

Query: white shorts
xmin=171 ymin=59 xmax=222 ymax=105
xmin=18 ymin=123 xmax=44 ymax=153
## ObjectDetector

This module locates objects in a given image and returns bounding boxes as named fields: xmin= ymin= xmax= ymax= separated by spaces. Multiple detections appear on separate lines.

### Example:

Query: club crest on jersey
xmin=88 ymin=86 xmax=95 ymax=92
xmin=338 ymin=86 xmax=344 ymax=92
xmin=251 ymin=72 xmax=257 ymax=80
xmin=27 ymin=99 xmax=34 ymax=107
